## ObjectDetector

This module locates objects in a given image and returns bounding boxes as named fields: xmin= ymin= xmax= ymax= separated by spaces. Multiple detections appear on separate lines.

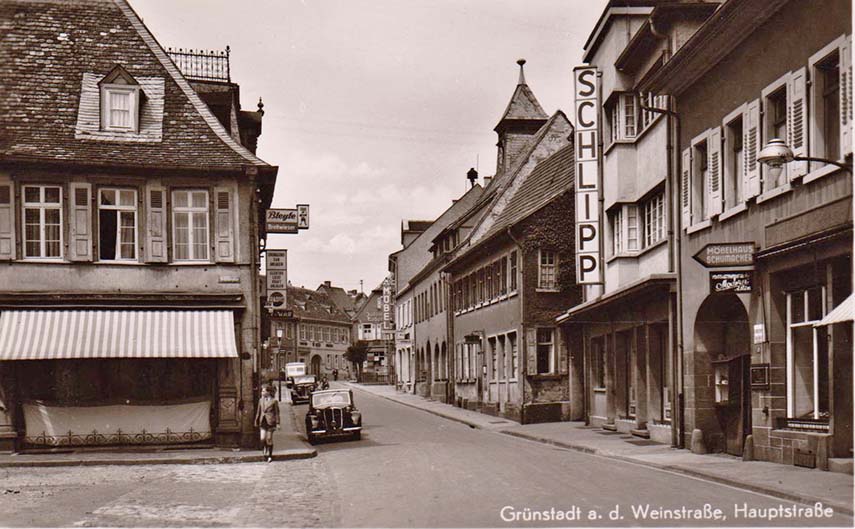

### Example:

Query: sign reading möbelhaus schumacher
xmin=693 ymin=242 xmax=755 ymax=267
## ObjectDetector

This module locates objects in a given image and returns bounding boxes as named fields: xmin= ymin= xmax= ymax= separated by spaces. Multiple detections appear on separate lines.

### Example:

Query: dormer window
xmin=99 ymin=65 xmax=142 ymax=132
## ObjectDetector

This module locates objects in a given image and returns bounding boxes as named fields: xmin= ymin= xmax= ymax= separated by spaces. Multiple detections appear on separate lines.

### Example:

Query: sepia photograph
xmin=0 ymin=0 xmax=852 ymax=527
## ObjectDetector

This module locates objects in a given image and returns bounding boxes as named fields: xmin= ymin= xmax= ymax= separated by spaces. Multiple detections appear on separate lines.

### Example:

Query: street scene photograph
xmin=0 ymin=0 xmax=853 ymax=527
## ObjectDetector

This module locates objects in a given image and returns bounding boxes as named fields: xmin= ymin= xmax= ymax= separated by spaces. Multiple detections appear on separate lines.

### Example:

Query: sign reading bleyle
xmin=710 ymin=271 xmax=752 ymax=293
xmin=266 ymin=209 xmax=299 ymax=234
xmin=693 ymin=242 xmax=755 ymax=267
xmin=266 ymin=250 xmax=287 ymax=309
xmin=573 ymin=65 xmax=601 ymax=284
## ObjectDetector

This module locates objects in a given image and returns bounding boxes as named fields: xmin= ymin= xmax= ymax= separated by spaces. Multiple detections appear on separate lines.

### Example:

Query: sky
xmin=131 ymin=0 xmax=607 ymax=293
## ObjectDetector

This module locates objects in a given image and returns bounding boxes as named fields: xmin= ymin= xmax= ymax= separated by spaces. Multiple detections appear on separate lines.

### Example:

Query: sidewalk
xmin=0 ymin=397 xmax=315 ymax=468
xmin=346 ymin=382 xmax=854 ymax=517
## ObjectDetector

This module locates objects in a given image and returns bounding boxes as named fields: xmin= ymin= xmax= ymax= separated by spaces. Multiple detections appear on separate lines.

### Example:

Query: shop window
xmin=22 ymin=185 xmax=63 ymax=259
xmin=538 ymin=249 xmax=557 ymax=290
xmin=172 ymin=190 xmax=209 ymax=261
xmin=593 ymin=339 xmax=605 ymax=389
xmin=787 ymin=286 xmax=829 ymax=420
xmin=98 ymin=188 xmax=137 ymax=261
xmin=489 ymin=337 xmax=497 ymax=381
xmin=536 ymin=328 xmax=554 ymax=374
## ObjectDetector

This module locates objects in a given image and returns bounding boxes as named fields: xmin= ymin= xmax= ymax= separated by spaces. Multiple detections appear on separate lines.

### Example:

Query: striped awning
xmin=0 ymin=310 xmax=238 ymax=360
xmin=815 ymin=294 xmax=854 ymax=327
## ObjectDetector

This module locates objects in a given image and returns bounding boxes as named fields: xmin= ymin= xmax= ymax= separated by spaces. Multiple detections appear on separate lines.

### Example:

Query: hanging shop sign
xmin=297 ymin=204 xmax=310 ymax=229
xmin=693 ymin=242 xmax=755 ymax=267
xmin=382 ymin=275 xmax=394 ymax=331
xmin=266 ymin=250 xmax=287 ymax=309
xmin=709 ymin=270 xmax=752 ymax=293
xmin=573 ymin=65 xmax=601 ymax=284
xmin=266 ymin=209 xmax=298 ymax=233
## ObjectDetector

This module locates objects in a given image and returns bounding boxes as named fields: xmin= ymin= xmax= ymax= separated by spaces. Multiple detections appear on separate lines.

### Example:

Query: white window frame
xmin=786 ymin=286 xmax=828 ymax=420
xmin=536 ymin=327 xmax=555 ymax=375
xmin=488 ymin=336 xmax=498 ymax=381
xmin=171 ymin=189 xmax=210 ymax=262
xmin=722 ymin=105 xmax=746 ymax=211
xmin=607 ymin=93 xmax=638 ymax=143
xmin=690 ymin=131 xmax=710 ymax=223
xmin=98 ymin=188 xmax=138 ymax=261
xmin=509 ymin=251 xmax=518 ymax=293
xmin=100 ymin=84 xmax=139 ymax=132
xmin=760 ymin=72 xmax=791 ymax=190
xmin=22 ymin=184 xmax=63 ymax=260
xmin=809 ymin=35 xmax=848 ymax=172
xmin=538 ymin=249 xmax=558 ymax=290
xmin=642 ymin=192 xmax=665 ymax=248
xmin=611 ymin=204 xmax=641 ymax=255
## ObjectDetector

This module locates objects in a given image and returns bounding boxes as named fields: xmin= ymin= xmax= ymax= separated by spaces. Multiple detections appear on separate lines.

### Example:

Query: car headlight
xmin=310 ymin=416 xmax=319 ymax=429
xmin=351 ymin=410 xmax=361 ymax=424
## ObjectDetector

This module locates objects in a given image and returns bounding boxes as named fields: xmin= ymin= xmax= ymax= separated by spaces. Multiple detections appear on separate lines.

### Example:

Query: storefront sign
xmin=709 ymin=271 xmax=752 ymax=293
xmin=750 ymin=363 xmax=770 ymax=390
xmin=573 ymin=65 xmax=601 ymax=284
xmin=297 ymin=204 xmax=310 ymax=229
xmin=266 ymin=209 xmax=299 ymax=234
xmin=753 ymin=323 xmax=766 ymax=344
xmin=266 ymin=249 xmax=287 ymax=308
xmin=693 ymin=242 xmax=755 ymax=267
xmin=382 ymin=275 xmax=394 ymax=331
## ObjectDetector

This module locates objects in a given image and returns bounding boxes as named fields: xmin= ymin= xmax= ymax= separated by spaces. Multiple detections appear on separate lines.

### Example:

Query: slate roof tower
xmin=494 ymin=59 xmax=549 ymax=176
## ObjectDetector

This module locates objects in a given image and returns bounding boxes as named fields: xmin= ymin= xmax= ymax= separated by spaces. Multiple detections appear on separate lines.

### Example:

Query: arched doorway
xmin=310 ymin=355 xmax=322 ymax=376
xmin=694 ymin=293 xmax=752 ymax=456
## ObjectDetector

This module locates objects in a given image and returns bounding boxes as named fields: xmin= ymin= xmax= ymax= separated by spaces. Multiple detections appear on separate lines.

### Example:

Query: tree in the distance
xmin=344 ymin=341 xmax=369 ymax=382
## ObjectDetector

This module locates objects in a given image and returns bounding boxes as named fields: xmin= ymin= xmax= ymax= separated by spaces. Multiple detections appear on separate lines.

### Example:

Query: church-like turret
xmin=494 ymin=59 xmax=549 ymax=175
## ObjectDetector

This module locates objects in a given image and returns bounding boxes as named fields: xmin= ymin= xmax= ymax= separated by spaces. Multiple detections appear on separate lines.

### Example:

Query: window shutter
xmin=558 ymin=332 xmax=567 ymax=374
xmin=145 ymin=184 xmax=167 ymax=263
xmin=525 ymin=327 xmax=537 ymax=376
xmin=0 ymin=181 xmax=15 ymax=261
xmin=681 ymin=147 xmax=692 ymax=229
xmin=68 ymin=182 xmax=92 ymax=262
xmin=743 ymin=99 xmax=761 ymax=199
xmin=707 ymin=127 xmax=723 ymax=216
xmin=787 ymin=67 xmax=809 ymax=179
xmin=840 ymin=36 xmax=852 ymax=157
xmin=214 ymin=186 xmax=235 ymax=263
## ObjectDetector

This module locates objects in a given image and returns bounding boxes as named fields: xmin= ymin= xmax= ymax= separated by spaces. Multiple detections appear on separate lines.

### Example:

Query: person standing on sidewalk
xmin=254 ymin=385 xmax=280 ymax=462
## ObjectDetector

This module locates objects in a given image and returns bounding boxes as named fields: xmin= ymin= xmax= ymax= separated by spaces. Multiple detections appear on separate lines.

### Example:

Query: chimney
xmin=483 ymin=176 xmax=492 ymax=187
xmin=324 ymin=280 xmax=331 ymax=288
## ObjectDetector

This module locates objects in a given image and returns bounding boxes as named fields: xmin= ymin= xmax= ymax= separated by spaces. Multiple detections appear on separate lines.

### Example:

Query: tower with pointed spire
xmin=494 ymin=59 xmax=549 ymax=175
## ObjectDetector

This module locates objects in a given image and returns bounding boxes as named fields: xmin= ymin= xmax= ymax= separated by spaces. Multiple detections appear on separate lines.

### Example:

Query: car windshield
xmin=294 ymin=375 xmax=316 ymax=385
xmin=312 ymin=391 xmax=351 ymax=407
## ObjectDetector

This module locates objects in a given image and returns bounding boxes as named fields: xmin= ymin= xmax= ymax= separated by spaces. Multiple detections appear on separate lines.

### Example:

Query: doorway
xmin=310 ymin=355 xmax=322 ymax=376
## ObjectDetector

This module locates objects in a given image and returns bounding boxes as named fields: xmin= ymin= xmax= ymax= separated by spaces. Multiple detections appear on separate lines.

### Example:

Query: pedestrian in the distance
xmin=332 ymin=368 xmax=338 ymax=381
xmin=254 ymin=384 xmax=280 ymax=462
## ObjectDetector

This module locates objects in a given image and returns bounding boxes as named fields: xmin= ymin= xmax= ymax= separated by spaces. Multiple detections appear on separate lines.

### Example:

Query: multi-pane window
xmin=509 ymin=251 xmax=518 ymax=292
xmin=764 ymin=88 xmax=788 ymax=192
xmin=626 ymin=205 xmax=639 ymax=251
xmin=643 ymin=193 xmax=665 ymax=248
xmin=536 ymin=328 xmax=554 ymax=374
xmin=323 ymin=326 xmax=331 ymax=343
xmin=623 ymin=94 xmax=637 ymax=138
xmin=300 ymin=325 xmax=307 ymax=340
xmin=99 ymin=188 xmax=137 ymax=261
xmin=724 ymin=116 xmax=744 ymax=209
xmin=23 ymin=185 xmax=62 ymax=259
xmin=172 ymin=190 xmax=209 ymax=261
xmin=612 ymin=209 xmax=623 ymax=255
xmin=818 ymin=53 xmax=841 ymax=160
xmin=477 ymin=269 xmax=485 ymax=303
xmin=500 ymin=257 xmax=508 ymax=295
xmin=489 ymin=337 xmax=497 ymax=381
xmin=508 ymin=332 xmax=518 ymax=379
xmin=693 ymin=140 xmax=710 ymax=220
xmin=787 ymin=286 xmax=829 ymax=420
xmin=102 ymin=86 xmax=138 ymax=131
xmin=539 ymin=250 xmax=557 ymax=289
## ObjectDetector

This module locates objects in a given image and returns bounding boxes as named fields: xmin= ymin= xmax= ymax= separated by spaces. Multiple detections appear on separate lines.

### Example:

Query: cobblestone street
xmin=0 ymin=458 xmax=339 ymax=527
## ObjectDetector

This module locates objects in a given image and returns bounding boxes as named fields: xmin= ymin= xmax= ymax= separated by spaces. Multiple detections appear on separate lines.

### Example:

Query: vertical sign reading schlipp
xmin=573 ymin=66 xmax=601 ymax=284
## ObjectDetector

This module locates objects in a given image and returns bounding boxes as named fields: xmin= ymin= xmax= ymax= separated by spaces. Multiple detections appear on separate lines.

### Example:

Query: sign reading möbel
xmin=693 ymin=242 xmax=755 ymax=267
xmin=573 ymin=65 xmax=601 ymax=284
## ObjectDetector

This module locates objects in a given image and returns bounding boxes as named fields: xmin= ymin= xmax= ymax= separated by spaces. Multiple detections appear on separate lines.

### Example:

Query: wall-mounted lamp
xmin=757 ymin=138 xmax=852 ymax=173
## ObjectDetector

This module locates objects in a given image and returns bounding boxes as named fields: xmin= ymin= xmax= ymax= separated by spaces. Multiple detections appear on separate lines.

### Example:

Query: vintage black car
xmin=290 ymin=374 xmax=317 ymax=404
xmin=305 ymin=389 xmax=362 ymax=443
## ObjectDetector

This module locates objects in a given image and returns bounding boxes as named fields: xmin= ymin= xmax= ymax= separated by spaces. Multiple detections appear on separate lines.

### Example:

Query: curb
xmin=500 ymin=430 xmax=854 ymax=517
xmin=0 ymin=448 xmax=317 ymax=468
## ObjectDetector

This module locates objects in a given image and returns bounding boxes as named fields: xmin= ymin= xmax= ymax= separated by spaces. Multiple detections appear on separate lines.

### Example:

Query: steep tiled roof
xmin=317 ymin=284 xmax=359 ymax=314
xmin=287 ymin=286 xmax=351 ymax=324
xmin=495 ymin=83 xmax=548 ymax=127
xmin=476 ymin=143 xmax=574 ymax=243
xmin=0 ymin=0 xmax=271 ymax=171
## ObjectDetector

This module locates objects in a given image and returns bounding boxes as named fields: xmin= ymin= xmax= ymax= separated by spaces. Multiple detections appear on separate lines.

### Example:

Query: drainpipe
xmin=638 ymin=93 xmax=684 ymax=449
xmin=506 ymin=226 xmax=525 ymax=423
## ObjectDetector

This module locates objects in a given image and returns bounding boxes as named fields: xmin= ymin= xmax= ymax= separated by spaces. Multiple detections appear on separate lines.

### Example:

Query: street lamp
xmin=275 ymin=329 xmax=284 ymax=400
xmin=757 ymin=138 xmax=852 ymax=173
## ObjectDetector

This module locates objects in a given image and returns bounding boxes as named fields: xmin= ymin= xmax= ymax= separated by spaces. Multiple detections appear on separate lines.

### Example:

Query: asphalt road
xmin=0 ymin=385 xmax=850 ymax=527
